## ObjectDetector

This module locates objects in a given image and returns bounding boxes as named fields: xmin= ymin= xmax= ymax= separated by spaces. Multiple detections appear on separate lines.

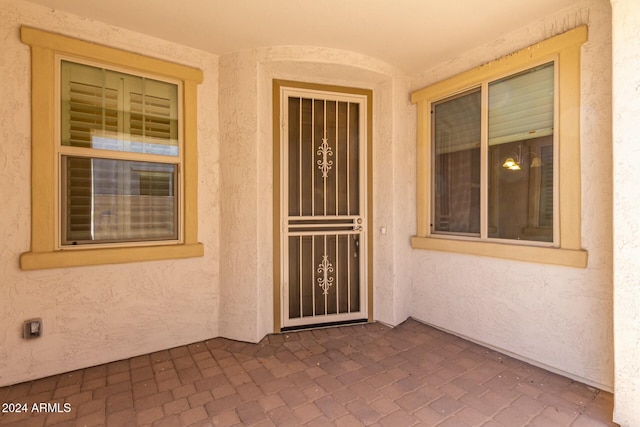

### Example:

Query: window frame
xmin=57 ymin=57 xmax=183 ymax=248
xmin=20 ymin=26 xmax=204 ymax=270
xmin=410 ymin=26 xmax=588 ymax=268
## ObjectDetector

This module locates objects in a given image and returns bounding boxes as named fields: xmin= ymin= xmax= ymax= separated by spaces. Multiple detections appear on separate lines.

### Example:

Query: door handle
xmin=354 ymin=236 xmax=359 ymax=257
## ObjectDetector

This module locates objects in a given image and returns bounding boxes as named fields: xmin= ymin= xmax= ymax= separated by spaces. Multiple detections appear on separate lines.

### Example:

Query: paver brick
xmin=136 ymin=406 xmax=164 ymax=425
xmin=378 ymin=409 xmax=417 ymax=427
xmin=293 ymin=402 xmax=323 ymax=424
xmin=29 ymin=378 xmax=57 ymax=395
xmin=76 ymin=398 xmax=105 ymax=418
xmin=56 ymin=371 xmax=84 ymax=388
xmin=395 ymin=390 xmax=430 ymax=412
xmin=493 ymin=406 xmax=531 ymax=426
xmin=179 ymin=406 xmax=208 ymax=425
xmin=429 ymin=395 xmax=465 ymax=416
xmin=345 ymin=399 xmax=381 ymax=425
xmin=151 ymin=413 xmax=181 ymax=427
xmin=187 ymin=390 xmax=214 ymax=408
xmin=105 ymin=390 xmax=134 ymax=415
xmin=92 ymin=380 xmax=131 ymax=399
xmin=204 ymin=394 xmax=243 ymax=416
xmin=72 ymin=409 xmax=106 ymax=427
xmin=266 ymin=405 xmax=299 ymax=426
xmin=106 ymin=409 xmax=136 ymax=427
xmin=0 ymin=320 xmax=617 ymax=427
xmin=157 ymin=377 xmax=182 ymax=393
xmin=132 ymin=381 xmax=158 ymax=400
xmin=129 ymin=355 xmax=151 ymax=370
xmin=134 ymin=391 xmax=173 ymax=412
xmin=107 ymin=371 xmax=130 ymax=386
xmin=130 ymin=366 xmax=155 ymax=384
xmin=236 ymin=401 xmax=268 ymax=424
xmin=163 ymin=398 xmax=189 ymax=415
xmin=209 ymin=409 xmax=240 ymax=426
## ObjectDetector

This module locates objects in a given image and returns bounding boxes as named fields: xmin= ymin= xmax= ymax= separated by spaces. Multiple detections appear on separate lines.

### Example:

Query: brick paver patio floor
xmin=0 ymin=318 xmax=617 ymax=426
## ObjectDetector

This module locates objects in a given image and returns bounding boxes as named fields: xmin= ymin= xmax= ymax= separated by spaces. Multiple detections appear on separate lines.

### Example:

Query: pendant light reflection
xmin=502 ymin=157 xmax=521 ymax=170
xmin=502 ymin=145 xmax=542 ymax=171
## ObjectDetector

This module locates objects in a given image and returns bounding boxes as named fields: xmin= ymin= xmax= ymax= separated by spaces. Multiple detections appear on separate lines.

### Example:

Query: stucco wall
xmin=408 ymin=0 xmax=614 ymax=390
xmin=0 ymin=0 xmax=220 ymax=387
xmin=612 ymin=0 xmax=640 ymax=424
xmin=218 ymin=50 xmax=261 ymax=342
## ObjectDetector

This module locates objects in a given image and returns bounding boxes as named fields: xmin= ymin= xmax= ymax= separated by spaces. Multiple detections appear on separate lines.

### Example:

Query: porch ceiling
xmin=24 ymin=0 xmax=581 ymax=73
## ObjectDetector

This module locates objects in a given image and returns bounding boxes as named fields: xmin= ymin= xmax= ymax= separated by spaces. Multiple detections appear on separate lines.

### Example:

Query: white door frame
xmin=273 ymin=80 xmax=373 ymax=331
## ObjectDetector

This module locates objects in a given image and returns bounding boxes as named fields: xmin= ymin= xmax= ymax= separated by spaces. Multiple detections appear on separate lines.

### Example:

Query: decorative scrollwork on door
xmin=316 ymin=134 xmax=333 ymax=178
xmin=316 ymin=254 xmax=334 ymax=295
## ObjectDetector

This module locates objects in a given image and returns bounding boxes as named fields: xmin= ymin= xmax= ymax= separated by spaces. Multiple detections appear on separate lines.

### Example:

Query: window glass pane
xmin=432 ymin=89 xmax=481 ymax=235
xmin=62 ymin=156 xmax=177 ymax=244
xmin=60 ymin=61 xmax=179 ymax=156
xmin=488 ymin=63 xmax=554 ymax=242
xmin=488 ymin=63 xmax=554 ymax=146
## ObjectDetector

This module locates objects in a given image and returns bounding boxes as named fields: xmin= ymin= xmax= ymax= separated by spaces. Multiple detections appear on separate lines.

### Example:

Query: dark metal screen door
xmin=280 ymin=87 xmax=368 ymax=328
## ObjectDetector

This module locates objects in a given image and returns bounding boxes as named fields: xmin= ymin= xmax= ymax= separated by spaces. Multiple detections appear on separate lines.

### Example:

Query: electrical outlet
xmin=23 ymin=318 xmax=42 ymax=339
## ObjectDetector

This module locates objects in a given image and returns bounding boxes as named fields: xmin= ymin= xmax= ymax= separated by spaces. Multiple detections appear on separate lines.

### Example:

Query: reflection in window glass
xmin=62 ymin=156 xmax=177 ymax=244
xmin=432 ymin=89 xmax=481 ymax=235
xmin=488 ymin=63 xmax=554 ymax=242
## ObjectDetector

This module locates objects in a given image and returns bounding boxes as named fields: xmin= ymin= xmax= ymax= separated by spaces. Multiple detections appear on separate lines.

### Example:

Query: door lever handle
xmin=354 ymin=236 xmax=359 ymax=257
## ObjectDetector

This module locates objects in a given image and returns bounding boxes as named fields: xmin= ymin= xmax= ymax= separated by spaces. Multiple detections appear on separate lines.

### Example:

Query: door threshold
xmin=281 ymin=318 xmax=368 ymax=332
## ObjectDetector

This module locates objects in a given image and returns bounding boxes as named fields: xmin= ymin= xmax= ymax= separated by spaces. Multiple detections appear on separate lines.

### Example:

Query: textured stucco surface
xmin=218 ymin=50 xmax=260 ymax=343
xmin=409 ymin=0 xmax=614 ymax=391
xmin=612 ymin=0 xmax=640 ymax=424
xmin=0 ymin=0 xmax=220 ymax=387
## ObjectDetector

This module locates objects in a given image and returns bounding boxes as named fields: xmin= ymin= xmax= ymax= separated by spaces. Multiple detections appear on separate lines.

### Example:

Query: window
xmin=60 ymin=61 xmax=179 ymax=245
xmin=411 ymin=26 xmax=588 ymax=267
xmin=432 ymin=63 xmax=554 ymax=242
xmin=20 ymin=27 xmax=204 ymax=270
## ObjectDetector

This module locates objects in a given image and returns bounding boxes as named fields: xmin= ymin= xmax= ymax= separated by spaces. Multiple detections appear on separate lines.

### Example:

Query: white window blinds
xmin=489 ymin=62 xmax=554 ymax=146
xmin=433 ymin=89 xmax=481 ymax=154
xmin=61 ymin=61 xmax=178 ymax=155
xmin=60 ymin=61 xmax=179 ymax=245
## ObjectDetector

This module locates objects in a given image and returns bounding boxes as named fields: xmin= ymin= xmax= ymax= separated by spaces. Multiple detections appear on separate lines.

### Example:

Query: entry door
xmin=280 ymin=87 xmax=368 ymax=329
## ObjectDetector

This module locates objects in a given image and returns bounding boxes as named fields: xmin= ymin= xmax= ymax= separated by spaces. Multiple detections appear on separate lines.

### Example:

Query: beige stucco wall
xmin=408 ymin=0 xmax=614 ymax=391
xmin=612 ymin=0 xmax=640 ymax=424
xmin=0 ymin=0 xmax=220 ymax=387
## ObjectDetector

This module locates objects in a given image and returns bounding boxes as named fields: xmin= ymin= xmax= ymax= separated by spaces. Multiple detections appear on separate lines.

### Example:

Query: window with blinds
xmin=59 ymin=60 xmax=180 ymax=245
xmin=431 ymin=61 xmax=555 ymax=244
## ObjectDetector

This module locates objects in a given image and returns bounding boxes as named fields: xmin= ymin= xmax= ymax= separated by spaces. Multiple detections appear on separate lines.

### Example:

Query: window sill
xmin=411 ymin=236 xmax=587 ymax=268
xmin=20 ymin=243 xmax=204 ymax=270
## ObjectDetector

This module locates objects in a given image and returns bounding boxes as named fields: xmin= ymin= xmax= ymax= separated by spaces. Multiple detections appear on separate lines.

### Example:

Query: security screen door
xmin=280 ymin=86 xmax=368 ymax=329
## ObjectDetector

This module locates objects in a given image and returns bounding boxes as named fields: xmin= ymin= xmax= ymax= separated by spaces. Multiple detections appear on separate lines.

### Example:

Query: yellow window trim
xmin=19 ymin=26 xmax=204 ymax=270
xmin=411 ymin=26 xmax=588 ymax=268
